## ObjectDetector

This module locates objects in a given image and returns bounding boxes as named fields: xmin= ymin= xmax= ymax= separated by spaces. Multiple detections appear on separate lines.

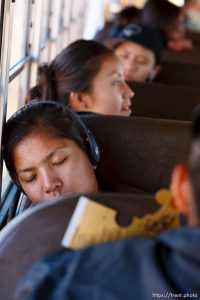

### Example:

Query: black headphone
xmin=5 ymin=100 xmax=100 ymax=191
xmin=57 ymin=103 xmax=101 ymax=166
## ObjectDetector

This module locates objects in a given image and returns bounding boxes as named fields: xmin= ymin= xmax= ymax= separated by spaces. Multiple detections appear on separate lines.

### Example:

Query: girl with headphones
xmin=26 ymin=40 xmax=134 ymax=117
xmin=3 ymin=101 xmax=100 ymax=204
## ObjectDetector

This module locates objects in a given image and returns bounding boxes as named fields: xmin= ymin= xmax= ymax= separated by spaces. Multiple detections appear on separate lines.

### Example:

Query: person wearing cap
xmin=106 ymin=24 xmax=164 ymax=83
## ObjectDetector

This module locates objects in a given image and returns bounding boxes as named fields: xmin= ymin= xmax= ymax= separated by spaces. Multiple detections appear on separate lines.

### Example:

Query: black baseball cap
xmin=107 ymin=23 xmax=164 ymax=63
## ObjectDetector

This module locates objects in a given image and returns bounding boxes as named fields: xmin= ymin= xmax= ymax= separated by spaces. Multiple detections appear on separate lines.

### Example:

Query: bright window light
xmin=109 ymin=3 xmax=121 ymax=13
xmin=130 ymin=0 xmax=148 ymax=9
xmin=167 ymin=0 xmax=185 ymax=7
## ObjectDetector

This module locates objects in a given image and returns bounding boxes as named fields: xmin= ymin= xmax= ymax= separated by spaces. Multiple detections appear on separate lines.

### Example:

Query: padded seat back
xmin=128 ymin=81 xmax=200 ymax=121
xmin=162 ymin=48 xmax=200 ymax=65
xmin=186 ymin=31 xmax=200 ymax=47
xmin=83 ymin=115 xmax=191 ymax=194
xmin=0 ymin=192 xmax=157 ymax=300
xmin=156 ymin=61 xmax=200 ymax=86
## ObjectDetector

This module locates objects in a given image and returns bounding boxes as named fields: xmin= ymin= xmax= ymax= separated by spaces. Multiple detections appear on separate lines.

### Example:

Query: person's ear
xmin=171 ymin=164 xmax=193 ymax=215
xmin=69 ymin=92 xmax=92 ymax=112
xmin=149 ymin=64 xmax=161 ymax=81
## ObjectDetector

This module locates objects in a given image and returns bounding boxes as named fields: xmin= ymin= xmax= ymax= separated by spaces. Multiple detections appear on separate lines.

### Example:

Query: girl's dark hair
xmin=27 ymin=39 xmax=115 ymax=106
xmin=25 ymin=85 xmax=42 ymax=104
xmin=3 ymin=101 xmax=87 ymax=187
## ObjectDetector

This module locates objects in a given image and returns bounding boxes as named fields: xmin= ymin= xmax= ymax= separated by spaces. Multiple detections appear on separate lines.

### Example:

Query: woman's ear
xmin=171 ymin=164 xmax=193 ymax=215
xmin=70 ymin=92 xmax=92 ymax=112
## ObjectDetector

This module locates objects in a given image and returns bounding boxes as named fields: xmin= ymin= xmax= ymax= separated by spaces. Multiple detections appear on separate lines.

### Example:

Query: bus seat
xmin=162 ymin=48 xmax=200 ymax=65
xmin=0 ymin=192 xmax=157 ymax=300
xmin=83 ymin=115 xmax=191 ymax=194
xmin=156 ymin=61 xmax=200 ymax=86
xmin=127 ymin=81 xmax=200 ymax=121
xmin=186 ymin=31 xmax=200 ymax=47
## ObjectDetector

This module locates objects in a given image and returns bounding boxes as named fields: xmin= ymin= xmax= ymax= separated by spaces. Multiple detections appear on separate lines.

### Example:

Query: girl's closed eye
xmin=23 ymin=174 xmax=37 ymax=183
xmin=51 ymin=156 xmax=68 ymax=167
xmin=135 ymin=57 xmax=149 ymax=65
xmin=120 ymin=53 xmax=129 ymax=60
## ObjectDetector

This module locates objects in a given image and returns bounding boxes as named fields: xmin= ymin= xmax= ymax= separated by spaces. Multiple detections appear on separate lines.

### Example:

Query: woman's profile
xmin=26 ymin=40 xmax=134 ymax=117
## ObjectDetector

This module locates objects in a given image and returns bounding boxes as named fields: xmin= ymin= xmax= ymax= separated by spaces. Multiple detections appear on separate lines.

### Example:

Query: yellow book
xmin=62 ymin=191 xmax=180 ymax=250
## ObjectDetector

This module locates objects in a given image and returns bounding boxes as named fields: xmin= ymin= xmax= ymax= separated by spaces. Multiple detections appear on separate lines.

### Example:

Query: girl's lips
xmin=121 ymin=106 xmax=132 ymax=116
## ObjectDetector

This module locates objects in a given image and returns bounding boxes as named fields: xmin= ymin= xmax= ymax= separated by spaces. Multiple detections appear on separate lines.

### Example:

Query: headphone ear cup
xmin=70 ymin=110 xmax=100 ymax=166
xmin=85 ymin=128 xmax=100 ymax=166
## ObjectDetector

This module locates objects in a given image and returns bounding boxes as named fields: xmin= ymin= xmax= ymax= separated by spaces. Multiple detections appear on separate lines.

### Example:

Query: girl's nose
xmin=123 ymin=81 xmax=134 ymax=99
xmin=42 ymin=170 xmax=62 ymax=194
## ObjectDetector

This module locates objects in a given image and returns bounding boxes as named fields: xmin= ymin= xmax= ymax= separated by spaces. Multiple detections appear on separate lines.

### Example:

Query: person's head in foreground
xmin=26 ymin=39 xmax=134 ymax=116
xmin=171 ymin=106 xmax=200 ymax=226
xmin=107 ymin=24 xmax=164 ymax=82
xmin=3 ymin=101 xmax=100 ymax=204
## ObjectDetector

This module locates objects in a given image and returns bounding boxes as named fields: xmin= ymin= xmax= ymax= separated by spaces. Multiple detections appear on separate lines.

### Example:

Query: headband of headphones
xmin=5 ymin=100 xmax=100 ymax=190
xmin=60 ymin=102 xmax=100 ymax=165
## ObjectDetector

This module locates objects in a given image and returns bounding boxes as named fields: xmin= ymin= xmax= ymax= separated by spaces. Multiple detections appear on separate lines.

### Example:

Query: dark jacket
xmin=16 ymin=227 xmax=200 ymax=300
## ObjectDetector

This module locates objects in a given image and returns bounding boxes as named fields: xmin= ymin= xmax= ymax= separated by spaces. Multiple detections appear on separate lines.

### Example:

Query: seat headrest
xmin=0 ymin=192 xmax=156 ymax=300
xmin=128 ymin=81 xmax=200 ymax=121
xmin=83 ymin=115 xmax=190 ymax=193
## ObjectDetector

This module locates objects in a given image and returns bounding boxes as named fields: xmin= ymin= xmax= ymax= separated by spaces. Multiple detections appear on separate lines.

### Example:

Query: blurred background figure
xmin=139 ymin=0 xmax=193 ymax=51
xmin=95 ymin=5 xmax=142 ymax=42
xmin=184 ymin=0 xmax=200 ymax=32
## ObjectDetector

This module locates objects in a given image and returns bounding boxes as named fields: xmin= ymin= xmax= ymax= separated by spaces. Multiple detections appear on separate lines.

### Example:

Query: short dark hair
xmin=28 ymin=40 xmax=115 ymax=106
xmin=140 ymin=0 xmax=182 ymax=31
xmin=3 ymin=101 xmax=87 ymax=187
xmin=116 ymin=6 xmax=141 ymax=25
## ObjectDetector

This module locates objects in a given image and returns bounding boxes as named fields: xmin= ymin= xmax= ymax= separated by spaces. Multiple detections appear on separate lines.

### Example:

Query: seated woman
xmin=105 ymin=24 xmax=164 ymax=82
xmin=3 ymin=101 xmax=100 ymax=204
xmin=26 ymin=40 xmax=134 ymax=117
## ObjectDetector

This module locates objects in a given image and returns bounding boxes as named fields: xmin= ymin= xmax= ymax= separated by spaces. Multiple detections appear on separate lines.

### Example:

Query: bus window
xmin=9 ymin=0 xmax=30 ymax=68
